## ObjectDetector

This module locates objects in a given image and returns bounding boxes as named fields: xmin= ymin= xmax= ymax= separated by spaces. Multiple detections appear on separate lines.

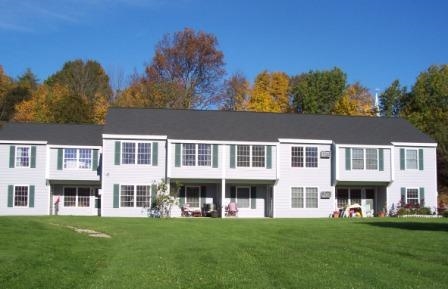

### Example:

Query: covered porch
xmin=170 ymin=179 xmax=274 ymax=218
xmin=335 ymin=182 xmax=388 ymax=217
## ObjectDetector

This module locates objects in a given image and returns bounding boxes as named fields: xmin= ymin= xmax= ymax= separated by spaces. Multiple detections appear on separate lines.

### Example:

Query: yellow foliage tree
xmin=332 ymin=82 xmax=375 ymax=116
xmin=91 ymin=94 xmax=110 ymax=124
xmin=248 ymin=71 xmax=290 ymax=112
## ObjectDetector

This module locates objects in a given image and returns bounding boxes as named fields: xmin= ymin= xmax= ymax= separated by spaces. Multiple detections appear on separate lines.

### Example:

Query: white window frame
xmin=236 ymin=145 xmax=267 ymax=168
xmin=352 ymin=148 xmax=364 ymax=170
xmin=291 ymin=146 xmax=318 ymax=168
xmin=365 ymin=148 xmax=378 ymax=170
xmin=185 ymin=185 xmax=201 ymax=208
xmin=121 ymin=141 xmax=152 ymax=165
xmin=406 ymin=187 xmax=420 ymax=205
xmin=180 ymin=144 xmax=213 ymax=167
xmin=252 ymin=145 xmax=266 ymax=168
xmin=13 ymin=185 xmax=29 ymax=207
xmin=198 ymin=144 xmax=212 ymax=167
xmin=291 ymin=187 xmax=304 ymax=208
xmin=236 ymin=186 xmax=251 ymax=208
xmin=62 ymin=187 xmax=92 ymax=207
xmin=290 ymin=186 xmax=319 ymax=209
xmin=119 ymin=184 xmax=152 ymax=208
xmin=291 ymin=146 xmax=304 ymax=167
xmin=15 ymin=146 xmax=31 ymax=168
xmin=63 ymin=148 xmax=93 ymax=170
xmin=405 ymin=149 xmax=418 ymax=170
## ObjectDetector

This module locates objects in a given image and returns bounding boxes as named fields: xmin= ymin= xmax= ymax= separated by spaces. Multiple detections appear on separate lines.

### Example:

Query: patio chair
xmin=226 ymin=202 xmax=238 ymax=217
xmin=181 ymin=203 xmax=193 ymax=217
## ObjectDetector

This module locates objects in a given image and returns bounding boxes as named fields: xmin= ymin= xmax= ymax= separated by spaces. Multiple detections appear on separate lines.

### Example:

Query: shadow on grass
xmin=361 ymin=221 xmax=448 ymax=232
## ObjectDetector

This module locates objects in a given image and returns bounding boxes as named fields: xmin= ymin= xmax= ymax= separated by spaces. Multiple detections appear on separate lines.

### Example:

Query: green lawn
xmin=0 ymin=217 xmax=447 ymax=289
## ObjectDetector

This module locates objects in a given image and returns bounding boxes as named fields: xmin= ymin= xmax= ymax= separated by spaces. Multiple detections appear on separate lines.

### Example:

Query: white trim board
xmin=102 ymin=134 xmax=168 ymax=140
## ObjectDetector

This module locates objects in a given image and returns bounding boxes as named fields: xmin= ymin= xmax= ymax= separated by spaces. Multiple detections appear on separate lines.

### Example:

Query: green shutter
xmin=400 ymin=148 xmax=405 ymax=170
xmin=113 ymin=184 xmax=119 ymax=208
xmin=29 ymin=185 xmax=35 ymax=208
xmin=114 ymin=142 xmax=121 ymax=165
xmin=418 ymin=149 xmax=424 ymax=170
xmin=212 ymin=145 xmax=218 ymax=168
xmin=230 ymin=186 xmax=236 ymax=202
xmin=379 ymin=149 xmax=384 ymax=171
xmin=345 ymin=148 xmax=351 ymax=170
xmin=401 ymin=187 xmax=406 ymax=205
xmin=266 ymin=146 xmax=272 ymax=169
xmin=178 ymin=186 xmax=185 ymax=207
xmin=7 ymin=185 xmax=13 ymax=207
xmin=9 ymin=146 xmax=15 ymax=168
xmin=152 ymin=142 xmax=158 ymax=166
xmin=151 ymin=184 xmax=157 ymax=207
xmin=419 ymin=187 xmax=425 ymax=206
xmin=175 ymin=144 xmax=181 ymax=167
xmin=57 ymin=148 xmax=63 ymax=170
xmin=251 ymin=186 xmax=257 ymax=209
xmin=30 ymin=146 xmax=36 ymax=168
xmin=200 ymin=186 xmax=207 ymax=209
xmin=230 ymin=145 xmax=236 ymax=168
xmin=92 ymin=150 xmax=98 ymax=171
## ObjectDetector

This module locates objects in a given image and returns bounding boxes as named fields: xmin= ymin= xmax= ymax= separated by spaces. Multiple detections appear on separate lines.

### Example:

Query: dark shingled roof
xmin=104 ymin=108 xmax=435 ymax=145
xmin=0 ymin=122 xmax=103 ymax=146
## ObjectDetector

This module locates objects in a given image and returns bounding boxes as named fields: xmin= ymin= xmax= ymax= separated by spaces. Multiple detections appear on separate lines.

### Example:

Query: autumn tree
xmin=332 ymin=82 xmax=375 ymax=116
xmin=401 ymin=64 xmax=448 ymax=188
xmin=379 ymin=80 xmax=406 ymax=117
xmin=220 ymin=73 xmax=250 ymax=111
xmin=145 ymin=28 xmax=225 ymax=109
xmin=290 ymin=67 xmax=347 ymax=113
xmin=247 ymin=71 xmax=290 ymax=112
xmin=0 ymin=65 xmax=14 ymax=120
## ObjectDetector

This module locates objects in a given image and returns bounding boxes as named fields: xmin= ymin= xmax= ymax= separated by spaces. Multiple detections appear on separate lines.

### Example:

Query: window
xmin=122 ymin=142 xmax=136 ymax=164
xmin=306 ymin=187 xmax=318 ymax=208
xmin=120 ymin=185 xmax=134 ymax=207
xmin=186 ymin=186 xmax=200 ymax=208
xmin=305 ymin=147 xmax=318 ymax=167
xmin=350 ymin=189 xmax=361 ymax=205
xmin=291 ymin=146 xmax=318 ymax=168
xmin=77 ymin=188 xmax=90 ymax=207
xmin=291 ymin=187 xmax=304 ymax=208
xmin=14 ymin=186 xmax=28 ymax=207
xmin=15 ymin=146 xmax=30 ymax=167
xmin=406 ymin=188 xmax=419 ymax=205
xmin=63 ymin=187 xmax=91 ymax=207
xmin=366 ymin=149 xmax=378 ymax=170
xmin=137 ymin=143 xmax=151 ymax=165
xmin=198 ymin=144 xmax=211 ymax=166
xmin=64 ymin=187 xmax=77 ymax=207
xmin=236 ymin=187 xmax=250 ymax=208
xmin=183 ymin=144 xmax=196 ymax=166
xmin=136 ymin=186 xmax=150 ymax=207
xmin=122 ymin=142 xmax=151 ymax=165
xmin=406 ymin=149 xmax=418 ymax=169
xmin=64 ymin=148 xmax=93 ymax=169
xmin=291 ymin=147 xmax=304 ymax=167
xmin=336 ymin=189 xmax=348 ymax=209
xmin=237 ymin=145 xmax=250 ymax=167
xmin=252 ymin=145 xmax=265 ymax=167
xmin=352 ymin=148 xmax=364 ymax=170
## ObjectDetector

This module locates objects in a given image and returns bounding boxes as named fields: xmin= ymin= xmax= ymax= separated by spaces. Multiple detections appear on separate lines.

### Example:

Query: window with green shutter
xmin=114 ymin=142 xmax=121 ymax=165
xmin=29 ymin=185 xmax=35 ymax=208
xmin=30 ymin=146 xmax=36 ymax=168
xmin=113 ymin=184 xmax=119 ymax=208
xmin=345 ymin=148 xmax=351 ymax=170
xmin=175 ymin=144 xmax=181 ymax=167
xmin=212 ymin=144 xmax=219 ymax=168
xmin=57 ymin=148 xmax=63 ymax=170
xmin=92 ymin=150 xmax=99 ymax=171
xmin=9 ymin=146 xmax=15 ymax=168
xmin=152 ymin=142 xmax=158 ymax=166
xmin=418 ymin=149 xmax=424 ymax=170
xmin=230 ymin=145 xmax=236 ymax=168
xmin=266 ymin=146 xmax=272 ymax=169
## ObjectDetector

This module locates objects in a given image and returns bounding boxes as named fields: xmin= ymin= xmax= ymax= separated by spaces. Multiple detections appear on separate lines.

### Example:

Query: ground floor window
xmin=291 ymin=187 xmax=318 ymax=208
xmin=185 ymin=186 xmax=200 ymax=208
xmin=336 ymin=188 xmax=376 ymax=209
xmin=63 ymin=187 xmax=92 ymax=207
xmin=236 ymin=187 xmax=250 ymax=208
xmin=406 ymin=188 xmax=419 ymax=205
xmin=120 ymin=185 xmax=151 ymax=208
xmin=14 ymin=185 xmax=29 ymax=207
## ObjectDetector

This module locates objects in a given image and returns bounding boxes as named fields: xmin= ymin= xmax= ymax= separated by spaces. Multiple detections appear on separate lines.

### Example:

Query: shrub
xmin=443 ymin=210 xmax=448 ymax=218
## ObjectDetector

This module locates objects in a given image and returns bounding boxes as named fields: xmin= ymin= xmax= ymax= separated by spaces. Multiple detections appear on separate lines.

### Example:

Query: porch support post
xmin=221 ymin=178 xmax=226 ymax=218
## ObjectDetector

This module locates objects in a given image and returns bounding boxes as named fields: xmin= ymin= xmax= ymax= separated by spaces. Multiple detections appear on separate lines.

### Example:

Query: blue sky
xmin=1 ymin=0 xmax=447 ymax=93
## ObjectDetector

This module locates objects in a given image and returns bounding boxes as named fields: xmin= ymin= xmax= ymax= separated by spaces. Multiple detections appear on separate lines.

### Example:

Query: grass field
xmin=0 ymin=217 xmax=447 ymax=289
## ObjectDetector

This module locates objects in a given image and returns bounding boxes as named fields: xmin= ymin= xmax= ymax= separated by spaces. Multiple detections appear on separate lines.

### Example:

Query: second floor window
xmin=198 ymin=144 xmax=211 ymax=166
xmin=16 ymin=146 xmax=30 ymax=167
xmin=183 ymin=144 xmax=196 ymax=166
xmin=122 ymin=142 xmax=151 ymax=165
xmin=237 ymin=145 xmax=250 ymax=167
xmin=406 ymin=149 xmax=418 ymax=169
xmin=291 ymin=146 xmax=318 ymax=168
xmin=351 ymin=148 xmax=378 ymax=170
xmin=252 ymin=145 xmax=265 ymax=167
xmin=64 ymin=148 xmax=92 ymax=169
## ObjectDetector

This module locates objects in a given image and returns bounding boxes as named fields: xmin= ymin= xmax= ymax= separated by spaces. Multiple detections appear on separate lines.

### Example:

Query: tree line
xmin=0 ymin=28 xmax=447 ymax=192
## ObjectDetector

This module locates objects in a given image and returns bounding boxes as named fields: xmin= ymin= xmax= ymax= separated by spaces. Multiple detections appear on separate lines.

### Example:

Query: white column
xmin=221 ymin=178 xmax=226 ymax=218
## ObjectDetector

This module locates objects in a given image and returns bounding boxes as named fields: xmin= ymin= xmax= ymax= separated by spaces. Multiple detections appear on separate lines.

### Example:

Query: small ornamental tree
xmin=151 ymin=180 xmax=178 ymax=218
